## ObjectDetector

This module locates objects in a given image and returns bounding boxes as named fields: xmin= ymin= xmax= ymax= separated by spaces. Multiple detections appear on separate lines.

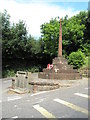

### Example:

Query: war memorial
xmin=38 ymin=19 xmax=82 ymax=80
xmin=10 ymin=19 xmax=82 ymax=94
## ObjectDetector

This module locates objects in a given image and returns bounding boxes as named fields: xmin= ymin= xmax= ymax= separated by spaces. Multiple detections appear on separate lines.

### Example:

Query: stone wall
xmin=29 ymin=81 xmax=59 ymax=93
xmin=80 ymin=67 xmax=90 ymax=78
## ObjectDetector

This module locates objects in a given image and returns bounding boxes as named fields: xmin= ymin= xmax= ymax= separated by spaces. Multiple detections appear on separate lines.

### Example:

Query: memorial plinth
xmin=38 ymin=56 xmax=82 ymax=80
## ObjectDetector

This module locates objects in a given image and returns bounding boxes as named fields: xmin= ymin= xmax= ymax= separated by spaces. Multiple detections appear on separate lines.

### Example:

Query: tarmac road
xmin=1 ymin=77 xmax=89 ymax=119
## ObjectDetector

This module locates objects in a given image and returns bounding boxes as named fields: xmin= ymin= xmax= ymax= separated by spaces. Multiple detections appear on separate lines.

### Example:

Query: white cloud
xmin=0 ymin=0 xmax=80 ymax=38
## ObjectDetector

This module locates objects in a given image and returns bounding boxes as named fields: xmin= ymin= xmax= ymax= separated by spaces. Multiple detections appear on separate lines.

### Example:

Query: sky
xmin=0 ymin=0 xmax=89 ymax=39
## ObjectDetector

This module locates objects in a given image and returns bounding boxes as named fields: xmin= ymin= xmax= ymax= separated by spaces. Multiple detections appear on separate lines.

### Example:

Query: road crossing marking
xmin=85 ymin=88 xmax=88 ymax=90
xmin=7 ymin=96 xmax=22 ymax=101
xmin=74 ymin=93 xmax=90 ymax=99
xmin=31 ymin=89 xmax=59 ymax=96
xmin=31 ymin=91 xmax=48 ymax=96
xmin=33 ymin=104 xmax=57 ymax=119
xmin=12 ymin=116 xmax=18 ymax=118
xmin=14 ymin=105 xmax=18 ymax=107
xmin=54 ymin=98 xmax=90 ymax=116
xmin=85 ymin=87 xmax=90 ymax=90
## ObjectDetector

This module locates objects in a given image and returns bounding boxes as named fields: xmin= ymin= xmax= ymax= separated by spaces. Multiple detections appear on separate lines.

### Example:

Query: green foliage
xmin=27 ymin=66 xmax=40 ymax=73
xmin=81 ymin=57 xmax=88 ymax=69
xmin=2 ymin=20 xmax=28 ymax=59
xmin=68 ymin=50 xmax=86 ymax=69
xmin=78 ymin=45 xmax=89 ymax=56
xmin=2 ymin=61 xmax=42 ymax=78
xmin=2 ymin=69 xmax=15 ymax=78
xmin=2 ymin=67 xmax=40 ymax=78
xmin=41 ymin=11 xmax=88 ymax=57
xmin=41 ymin=17 xmax=60 ymax=57
xmin=2 ymin=10 xmax=42 ymax=60
xmin=2 ymin=10 xmax=90 ymax=77
xmin=62 ymin=14 xmax=86 ymax=55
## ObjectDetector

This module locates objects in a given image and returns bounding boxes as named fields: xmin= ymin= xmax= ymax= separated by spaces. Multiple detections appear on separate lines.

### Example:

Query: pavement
xmin=0 ymin=76 xmax=90 ymax=119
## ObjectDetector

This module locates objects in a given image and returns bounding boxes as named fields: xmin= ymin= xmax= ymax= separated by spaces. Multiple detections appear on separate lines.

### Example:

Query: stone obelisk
xmin=58 ymin=19 xmax=62 ymax=57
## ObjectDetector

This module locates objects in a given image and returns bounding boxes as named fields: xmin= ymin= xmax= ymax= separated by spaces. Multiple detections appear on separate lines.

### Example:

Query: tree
xmin=2 ymin=10 xmax=12 ymax=59
xmin=9 ymin=21 xmax=28 ymax=59
xmin=62 ymin=14 xmax=85 ymax=56
xmin=68 ymin=50 xmax=86 ymax=69
xmin=2 ymin=10 xmax=44 ymax=77
xmin=25 ymin=36 xmax=41 ymax=59
xmin=40 ymin=17 xmax=60 ymax=57
xmin=2 ymin=10 xmax=11 ymax=40
xmin=83 ymin=5 xmax=90 ymax=56
xmin=40 ymin=11 xmax=87 ymax=57
xmin=2 ymin=10 xmax=28 ymax=59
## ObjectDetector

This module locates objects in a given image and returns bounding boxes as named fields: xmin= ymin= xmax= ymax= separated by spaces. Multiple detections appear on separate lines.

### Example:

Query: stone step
xmin=43 ymin=68 xmax=54 ymax=73
xmin=53 ymin=60 xmax=68 ymax=65
xmin=53 ymin=57 xmax=68 ymax=63
xmin=52 ymin=60 xmax=68 ymax=65
xmin=38 ymin=72 xmax=82 ymax=80
xmin=43 ymin=69 xmax=78 ymax=73
xmin=38 ymin=56 xmax=82 ymax=80
xmin=28 ymin=80 xmax=59 ymax=92
xmin=53 ymin=61 xmax=68 ymax=65
xmin=9 ymin=88 xmax=28 ymax=94
xmin=57 ymin=69 xmax=78 ymax=73
xmin=53 ymin=63 xmax=73 ymax=69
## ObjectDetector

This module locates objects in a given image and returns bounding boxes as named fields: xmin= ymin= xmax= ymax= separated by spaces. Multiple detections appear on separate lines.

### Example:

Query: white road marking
xmin=54 ymin=98 xmax=90 ymax=115
xmin=0 ymin=100 xmax=2 ymax=103
xmin=12 ymin=116 xmax=18 ymax=118
xmin=31 ymin=91 xmax=49 ymax=96
xmin=34 ymin=98 xmax=46 ymax=105
xmin=40 ymin=98 xmax=44 ymax=102
xmin=37 ymin=99 xmax=44 ymax=103
xmin=3 ymin=81 xmax=9 ymax=83
xmin=31 ymin=88 xmax=59 ymax=96
xmin=85 ymin=87 xmax=90 ymax=90
xmin=14 ymin=105 xmax=17 ymax=107
xmin=7 ymin=96 xmax=22 ymax=101
xmin=74 ymin=93 xmax=90 ymax=99
xmin=33 ymin=104 xmax=57 ymax=119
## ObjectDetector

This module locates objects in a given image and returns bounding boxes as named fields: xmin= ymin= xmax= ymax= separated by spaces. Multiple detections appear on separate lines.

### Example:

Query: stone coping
xmin=28 ymin=77 xmax=85 ymax=86
xmin=29 ymin=80 xmax=59 ymax=86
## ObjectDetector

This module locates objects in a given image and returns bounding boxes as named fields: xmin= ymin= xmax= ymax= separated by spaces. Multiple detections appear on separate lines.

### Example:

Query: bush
xmin=2 ymin=69 xmax=15 ymax=78
xmin=68 ymin=50 xmax=86 ymax=69
xmin=27 ymin=66 xmax=40 ymax=73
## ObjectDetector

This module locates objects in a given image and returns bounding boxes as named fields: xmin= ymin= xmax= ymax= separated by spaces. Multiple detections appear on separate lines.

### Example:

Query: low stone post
xmin=33 ymin=85 xmax=38 ymax=93
xmin=12 ymin=78 xmax=15 ymax=89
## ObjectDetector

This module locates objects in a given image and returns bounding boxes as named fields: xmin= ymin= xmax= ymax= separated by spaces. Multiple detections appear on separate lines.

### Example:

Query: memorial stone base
xmin=38 ymin=57 xmax=82 ymax=80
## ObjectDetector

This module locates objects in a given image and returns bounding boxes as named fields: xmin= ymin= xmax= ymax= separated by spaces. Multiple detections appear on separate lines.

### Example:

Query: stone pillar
xmin=12 ymin=78 xmax=15 ymax=89
xmin=58 ymin=19 xmax=62 ymax=57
